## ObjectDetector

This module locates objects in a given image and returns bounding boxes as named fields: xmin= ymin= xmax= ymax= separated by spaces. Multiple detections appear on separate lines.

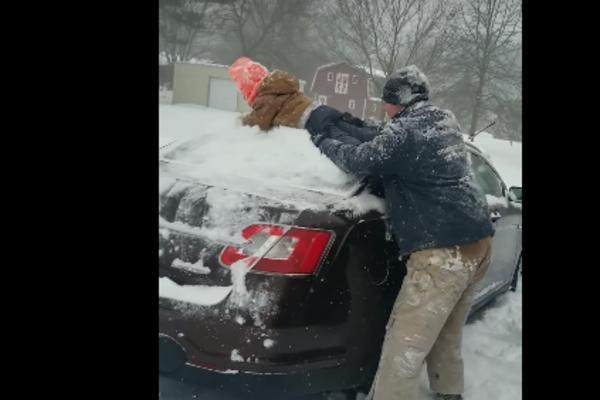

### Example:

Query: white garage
xmin=172 ymin=62 xmax=250 ymax=113
xmin=208 ymin=77 xmax=238 ymax=112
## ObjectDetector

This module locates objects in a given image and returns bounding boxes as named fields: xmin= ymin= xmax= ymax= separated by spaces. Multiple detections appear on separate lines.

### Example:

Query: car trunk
xmin=158 ymin=158 xmax=376 ymax=373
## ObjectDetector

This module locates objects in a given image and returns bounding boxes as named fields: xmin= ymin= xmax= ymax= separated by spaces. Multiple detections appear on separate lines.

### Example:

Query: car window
xmin=469 ymin=152 xmax=504 ymax=198
xmin=510 ymin=187 xmax=522 ymax=201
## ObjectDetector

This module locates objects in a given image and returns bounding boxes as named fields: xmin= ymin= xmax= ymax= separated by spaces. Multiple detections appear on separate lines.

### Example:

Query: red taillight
xmin=219 ymin=224 xmax=333 ymax=275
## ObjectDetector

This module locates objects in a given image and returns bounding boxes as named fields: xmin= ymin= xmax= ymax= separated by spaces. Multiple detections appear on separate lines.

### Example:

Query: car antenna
xmin=469 ymin=120 xmax=496 ymax=142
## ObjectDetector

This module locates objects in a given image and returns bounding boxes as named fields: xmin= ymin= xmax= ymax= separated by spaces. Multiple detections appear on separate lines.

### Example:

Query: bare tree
xmin=217 ymin=0 xmax=322 ymax=80
xmin=260 ymin=1 xmax=322 ymax=75
xmin=159 ymin=0 xmax=228 ymax=63
xmin=310 ymin=0 xmax=521 ymax=140
xmin=446 ymin=0 xmax=522 ymax=136
xmin=222 ymin=1 xmax=302 ymax=61
xmin=313 ymin=0 xmax=450 ymax=89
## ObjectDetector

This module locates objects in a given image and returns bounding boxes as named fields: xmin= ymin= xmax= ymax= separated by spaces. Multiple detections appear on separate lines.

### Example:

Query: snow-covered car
xmin=158 ymin=106 xmax=522 ymax=397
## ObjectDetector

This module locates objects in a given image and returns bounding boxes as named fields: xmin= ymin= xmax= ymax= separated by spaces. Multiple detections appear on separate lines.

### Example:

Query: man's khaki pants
xmin=368 ymin=237 xmax=492 ymax=400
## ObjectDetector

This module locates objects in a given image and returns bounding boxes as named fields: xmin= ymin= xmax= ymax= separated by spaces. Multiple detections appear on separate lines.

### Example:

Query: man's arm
xmin=311 ymin=124 xmax=408 ymax=175
xmin=305 ymin=105 xmax=383 ymax=142
xmin=340 ymin=112 xmax=386 ymax=131
xmin=335 ymin=120 xmax=382 ymax=143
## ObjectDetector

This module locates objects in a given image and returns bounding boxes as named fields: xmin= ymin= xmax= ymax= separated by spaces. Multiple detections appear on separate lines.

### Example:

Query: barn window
xmin=335 ymin=73 xmax=349 ymax=94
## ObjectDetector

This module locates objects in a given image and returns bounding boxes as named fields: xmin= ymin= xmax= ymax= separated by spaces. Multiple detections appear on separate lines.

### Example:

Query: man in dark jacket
xmin=302 ymin=65 xmax=494 ymax=400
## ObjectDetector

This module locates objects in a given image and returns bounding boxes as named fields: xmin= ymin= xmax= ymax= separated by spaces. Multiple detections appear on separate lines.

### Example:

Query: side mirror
xmin=508 ymin=186 xmax=522 ymax=203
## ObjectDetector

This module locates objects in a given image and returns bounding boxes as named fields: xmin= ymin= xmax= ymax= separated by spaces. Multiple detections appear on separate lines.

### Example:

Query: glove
xmin=340 ymin=112 xmax=366 ymax=127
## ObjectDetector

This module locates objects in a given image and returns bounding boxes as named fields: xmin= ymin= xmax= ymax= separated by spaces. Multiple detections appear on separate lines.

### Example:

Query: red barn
xmin=309 ymin=62 xmax=386 ymax=122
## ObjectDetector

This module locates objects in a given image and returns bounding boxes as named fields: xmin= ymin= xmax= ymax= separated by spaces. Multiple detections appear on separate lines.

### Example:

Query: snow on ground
xmin=329 ymin=283 xmax=522 ymax=400
xmin=461 ymin=283 xmax=522 ymax=400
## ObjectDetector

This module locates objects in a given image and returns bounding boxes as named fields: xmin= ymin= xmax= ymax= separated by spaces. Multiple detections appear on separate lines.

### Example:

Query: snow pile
xmin=159 ymin=105 xmax=360 ymax=199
